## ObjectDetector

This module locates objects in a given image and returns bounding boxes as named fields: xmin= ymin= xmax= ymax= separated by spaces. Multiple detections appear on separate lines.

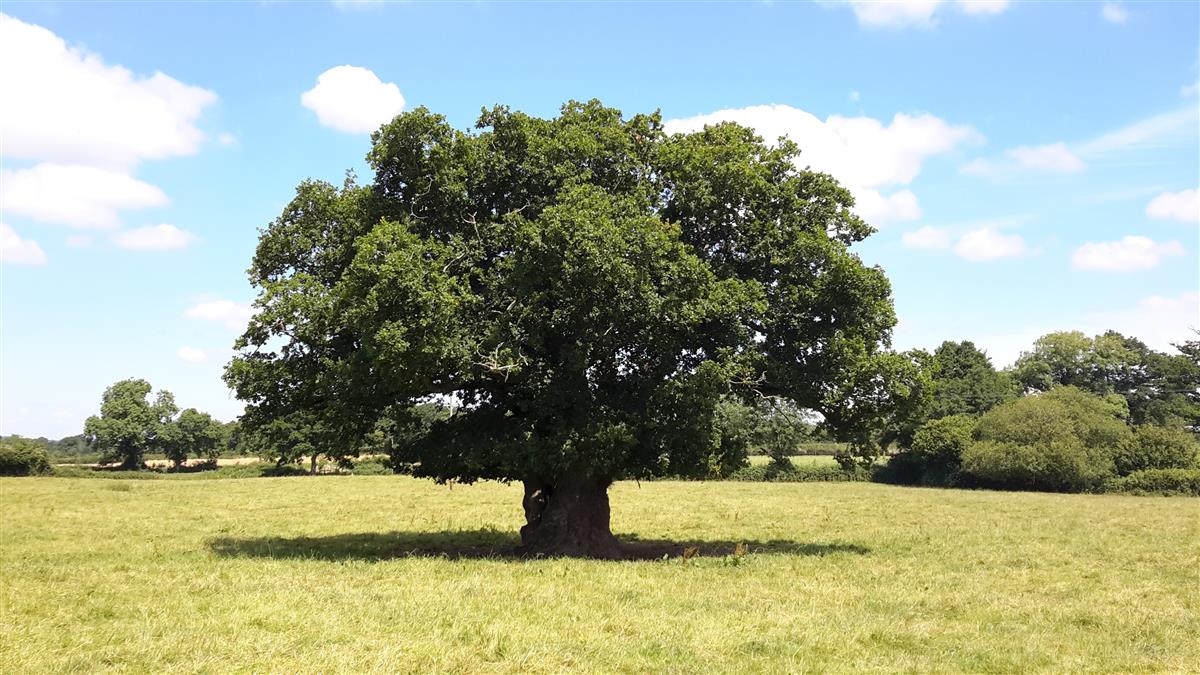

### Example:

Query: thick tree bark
xmin=519 ymin=476 xmax=623 ymax=559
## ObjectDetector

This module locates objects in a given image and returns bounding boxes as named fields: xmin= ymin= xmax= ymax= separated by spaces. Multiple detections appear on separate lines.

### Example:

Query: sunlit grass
xmin=2 ymin=476 xmax=1197 ymax=672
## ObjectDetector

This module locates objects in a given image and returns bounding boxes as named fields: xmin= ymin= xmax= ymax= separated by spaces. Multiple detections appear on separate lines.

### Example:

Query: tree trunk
xmin=519 ymin=476 xmax=623 ymax=559
xmin=310 ymin=455 xmax=318 ymax=475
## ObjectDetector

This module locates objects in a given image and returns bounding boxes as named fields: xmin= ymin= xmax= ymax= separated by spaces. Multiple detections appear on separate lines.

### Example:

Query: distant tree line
xmin=3 ymin=329 xmax=1196 ymax=492
xmin=2 ymin=379 xmax=243 ymax=474
xmin=79 ymin=378 xmax=242 ymax=469
xmin=875 ymin=330 xmax=1200 ymax=493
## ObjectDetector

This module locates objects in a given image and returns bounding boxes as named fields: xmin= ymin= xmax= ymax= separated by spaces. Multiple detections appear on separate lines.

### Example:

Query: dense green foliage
xmin=1113 ymin=425 xmax=1200 ymax=475
xmin=727 ymin=462 xmax=870 ymax=482
xmin=161 ymin=408 xmax=225 ymax=468
xmin=960 ymin=439 xmax=1108 ymax=493
xmin=827 ymin=349 xmax=932 ymax=468
xmin=959 ymin=387 xmax=1127 ymax=492
xmin=0 ymin=437 xmax=51 ymax=476
xmin=83 ymin=379 xmax=178 ymax=469
xmin=1014 ymin=330 xmax=1200 ymax=428
xmin=225 ymin=100 xmax=921 ymax=555
xmin=1102 ymin=468 xmax=1200 ymax=496
xmin=927 ymin=341 xmax=1016 ymax=419
xmin=903 ymin=414 xmax=976 ymax=485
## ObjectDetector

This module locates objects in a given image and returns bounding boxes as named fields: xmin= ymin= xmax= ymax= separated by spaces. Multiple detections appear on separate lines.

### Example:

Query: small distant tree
xmin=162 ymin=408 xmax=225 ymax=468
xmin=1013 ymin=331 xmax=1105 ymax=392
xmin=83 ymin=379 xmax=177 ymax=470
xmin=928 ymin=341 xmax=1016 ymax=419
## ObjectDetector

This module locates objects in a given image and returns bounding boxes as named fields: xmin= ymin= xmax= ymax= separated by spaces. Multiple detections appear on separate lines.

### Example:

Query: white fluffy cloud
xmin=1071 ymin=236 xmax=1184 ymax=272
xmin=837 ymin=1 xmax=1010 ymax=29
xmin=0 ymin=14 xmax=219 ymax=238
xmin=0 ymin=222 xmax=47 ymax=266
xmin=953 ymin=228 xmax=1029 ymax=261
xmin=301 ymin=65 xmax=406 ymax=134
xmin=1101 ymin=3 xmax=1129 ymax=24
xmin=1146 ymin=189 xmax=1199 ymax=223
xmin=1006 ymin=142 xmax=1085 ymax=173
xmin=112 ymin=224 xmax=197 ymax=251
xmin=1 ymin=164 xmax=168 ymax=229
xmin=185 ymin=299 xmax=255 ymax=330
xmin=176 ymin=346 xmax=208 ymax=363
xmin=900 ymin=225 xmax=952 ymax=250
xmin=0 ymin=14 xmax=216 ymax=168
xmin=854 ymin=189 xmax=923 ymax=225
xmin=665 ymin=104 xmax=977 ymax=226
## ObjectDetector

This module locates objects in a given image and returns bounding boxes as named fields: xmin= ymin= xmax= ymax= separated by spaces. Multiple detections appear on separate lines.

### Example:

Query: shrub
xmin=0 ymin=438 xmax=52 ymax=476
xmin=1113 ymin=426 xmax=1199 ymax=475
xmin=960 ymin=438 xmax=1114 ymax=493
xmin=1103 ymin=468 xmax=1200 ymax=496
xmin=974 ymin=386 xmax=1130 ymax=451
xmin=348 ymin=460 xmax=392 ymax=476
xmin=904 ymin=415 xmax=975 ymax=484
xmin=727 ymin=463 xmax=870 ymax=482
xmin=874 ymin=451 xmax=926 ymax=485
xmin=960 ymin=387 xmax=1126 ymax=492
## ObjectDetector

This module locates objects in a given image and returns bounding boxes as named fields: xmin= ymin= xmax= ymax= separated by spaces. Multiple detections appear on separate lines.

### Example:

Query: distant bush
xmin=897 ymin=415 xmax=976 ymax=485
xmin=795 ymin=442 xmax=848 ymax=456
xmin=960 ymin=439 xmax=1113 ymax=493
xmin=974 ymin=386 xmax=1130 ymax=451
xmin=48 ymin=465 xmax=94 ymax=479
xmin=957 ymin=387 xmax=1124 ymax=492
xmin=348 ymin=460 xmax=392 ymax=476
xmin=0 ymin=438 xmax=52 ymax=476
xmin=1103 ymin=468 xmax=1200 ymax=496
xmin=728 ymin=463 xmax=870 ymax=483
xmin=1113 ymin=426 xmax=1199 ymax=475
xmin=874 ymin=451 xmax=928 ymax=486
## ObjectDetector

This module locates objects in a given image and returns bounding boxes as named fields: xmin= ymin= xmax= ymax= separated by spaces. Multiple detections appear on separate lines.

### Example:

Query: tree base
xmin=518 ymin=477 xmax=623 ymax=559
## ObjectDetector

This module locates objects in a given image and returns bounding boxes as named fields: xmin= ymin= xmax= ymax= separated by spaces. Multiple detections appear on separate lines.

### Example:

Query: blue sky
xmin=1 ymin=0 xmax=1197 ymax=438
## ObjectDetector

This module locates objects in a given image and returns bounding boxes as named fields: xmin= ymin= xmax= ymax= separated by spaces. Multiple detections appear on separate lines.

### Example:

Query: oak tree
xmin=226 ymin=100 xmax=905 ymax=557
xmin=83 ymin=379 xmax=178 ymax=470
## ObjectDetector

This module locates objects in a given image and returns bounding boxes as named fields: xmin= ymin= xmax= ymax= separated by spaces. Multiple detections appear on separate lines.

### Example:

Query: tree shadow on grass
xmin=207 ymin=529 xmax=869 ymax=562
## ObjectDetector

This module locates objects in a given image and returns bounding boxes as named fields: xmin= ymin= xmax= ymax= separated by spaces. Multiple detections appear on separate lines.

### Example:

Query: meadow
xmin=2 ymin=475 xmax=1197 ymax=673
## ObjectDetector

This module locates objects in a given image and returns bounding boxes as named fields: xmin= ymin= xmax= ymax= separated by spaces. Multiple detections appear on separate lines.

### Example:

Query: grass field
xmin=2 ymin=476 xmax=1197 ymax=673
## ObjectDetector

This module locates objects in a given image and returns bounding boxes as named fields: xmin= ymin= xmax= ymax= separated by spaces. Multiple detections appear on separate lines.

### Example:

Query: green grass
xmin=2 ymin=477 xmax=1197 ymax=673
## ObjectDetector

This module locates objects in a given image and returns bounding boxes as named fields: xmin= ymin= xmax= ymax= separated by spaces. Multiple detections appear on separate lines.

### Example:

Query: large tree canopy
xmin=226 ymin=100 xmax=905 ymax=557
